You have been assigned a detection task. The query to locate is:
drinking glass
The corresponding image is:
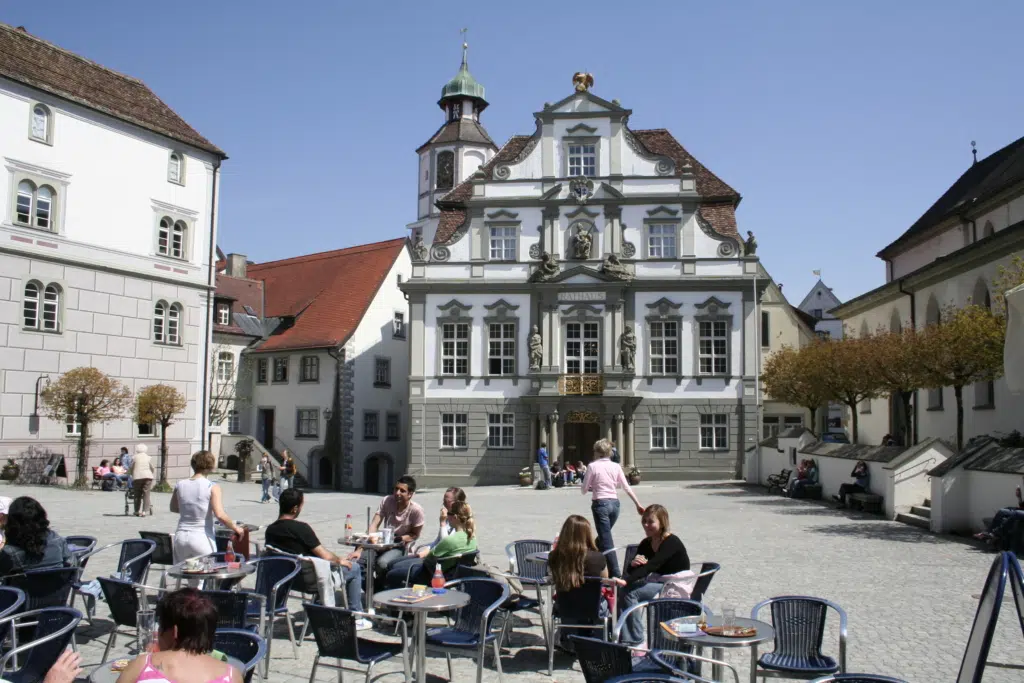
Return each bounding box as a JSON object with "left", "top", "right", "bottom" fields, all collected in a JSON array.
[
  {"left": 721, "top": 606, "right": 736, "bottom": 628},
  {"left": 136, "top": 610, "right": 156, "bottom": 652}
]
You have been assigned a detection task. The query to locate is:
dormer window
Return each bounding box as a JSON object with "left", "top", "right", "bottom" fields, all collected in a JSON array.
[
  {"left": 216, "top": 302, "right": 231, "bottom": 326},
  {"left": 568, "top": 143, "right": 596, "bottom": 177}
]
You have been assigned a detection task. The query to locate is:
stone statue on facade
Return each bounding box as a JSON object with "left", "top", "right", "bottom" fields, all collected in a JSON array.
[
  {"left": 528, "top": 325, "right": 543, "bottom": 370},
  {"left": 573, "top": 225, "right": 593, "bottom": 260},
  {"left": 530, "top": 252, "right": 560, "bottom": 282},
  {"left": 619, "top": 326, "right": 637, "bottom": 371},
  {"left": 601, "top": 253, "right": 632, "bottom": 280},
  {"left": 410, "top": 234, "right": 428, "bottom": 262},
  {"left": 743, "top": 230, "right": 758, "bottom": 256}
]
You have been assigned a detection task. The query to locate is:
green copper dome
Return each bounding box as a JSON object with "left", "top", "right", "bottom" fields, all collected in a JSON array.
[{"left": 440, "top": 46, "right": 487, "bottom": 104}]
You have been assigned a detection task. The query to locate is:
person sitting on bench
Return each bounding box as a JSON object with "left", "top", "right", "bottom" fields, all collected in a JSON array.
[
  {"left": 834, "top": 460, "right": 869, "bottom": 508},
  {"left": 974, "top": 484, "right": 1024, "bottom": 542},
  {"left": 789, "top": 460, "right": 819, "bottom": 499}
]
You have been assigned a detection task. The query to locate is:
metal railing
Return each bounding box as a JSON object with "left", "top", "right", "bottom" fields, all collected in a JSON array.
[{"left": 558, "top": 374, "right": 604, "bottom": 395}]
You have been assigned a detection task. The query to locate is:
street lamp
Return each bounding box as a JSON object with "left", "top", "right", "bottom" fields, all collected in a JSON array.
[{"left": 323, "top": 407, "right": 333, "bottom": 423}]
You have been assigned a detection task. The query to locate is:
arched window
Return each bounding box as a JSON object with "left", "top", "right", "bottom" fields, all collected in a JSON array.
[
  {"left": 14, "top": 181, "right": 56, "bottom": 230},
  {"left": 982, "top": 221, "right": 995, "bottom": 239},
  {"left": 436, "top": 151, "right": 455, "bottom": 190},
  {"left": 168, "top": 152, "right": 183, "bottom": 184},
  {"left": 42, "top": 284, "right": 60, "bottom": 331},
  {"left": 889, "top": 309, "right": 902, "bottom": 334},
  {"left": 157, "top": 217, "right": 187, "bottom": 259},
  {"left": 23, "top": 282, "right": 39, "bottom": 328},
  {"left": 23, "top": 281, "right": 61, "bottom": 331},
  {"left": 153, "top": 302, "right": 166, "bottom": 342},
  {"left": 35, "top": 186, "right": 52, "bottom": 230},
  {"left": 153, "top": 301, "right": 183, "bottom": 345},
  {"left": 16, "top": 181, "right": 33, "bottom": 224},
  {"left": 167, "top": 304, "right": 181, "bottom": 344},
  {"left": 30, "top": 104, "right": 51, "bottom": 143},
  {"left": 217, "top": 352, "right": 234, "bottom": 382}
]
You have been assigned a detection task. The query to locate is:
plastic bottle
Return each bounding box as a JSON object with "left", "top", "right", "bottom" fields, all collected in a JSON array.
[
  {"left": 225, "top": 540, "right": 235, "bottom": 564},
  {"left": 344, "top": 514, "right": 353, "bottom": 541},
  {"left": 430, "top": 565, "right": 446, "bottom": 591}
]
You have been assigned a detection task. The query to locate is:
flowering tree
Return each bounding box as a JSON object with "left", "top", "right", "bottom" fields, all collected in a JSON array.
[
  {"left": 761, "top": 344, "right": 831, "bottom": 433},
  {"left": 867, "top": 327, "right": 928, "bottom": 446},
  {"left": 40, "top": 367, "right": 133, "bottom": 488},
  {"left": 916, "top": 304, "right": 1005, "bottom": 451},
  {"left": 815, "top": 336, "right": 884, "bottom": 444},
  {"left": 136, "top": 384, "right": 188, "bottom": 487}
]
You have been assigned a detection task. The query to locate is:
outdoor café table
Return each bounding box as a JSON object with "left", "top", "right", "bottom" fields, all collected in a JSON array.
[
  {"left": 373, "top": 587, "right": 469, "bottom": 683},
  {"left": 166, "top": 560, "right": 256, "bottom": 588},
  {"left": 337, "top": 537, "right": 403, "bottom": 614},
  {"left": 656, "top": 615, "right": 774, "bottom": 683},
  {"left": 88, "top": 654, "right": 245, "bottom": 682}
]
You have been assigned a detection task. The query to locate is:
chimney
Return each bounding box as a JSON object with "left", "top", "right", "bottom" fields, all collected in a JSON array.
[{"left": 226, "top": 253, "right": 247, "bottom": 278}]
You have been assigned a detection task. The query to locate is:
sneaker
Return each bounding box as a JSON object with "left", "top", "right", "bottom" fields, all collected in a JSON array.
[{"left": 356, "top": 618, "right": 373, "bottom": 631}]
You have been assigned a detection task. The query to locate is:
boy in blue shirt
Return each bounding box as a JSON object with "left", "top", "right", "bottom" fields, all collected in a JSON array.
[{"left": 537, "top": 443, "right": 551, "bottom": 488}]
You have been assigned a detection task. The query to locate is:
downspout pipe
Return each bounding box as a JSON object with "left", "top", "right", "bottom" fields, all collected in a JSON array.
[
  {"left": 327, "top": 347, "right": 344, "bottom": 490},
  {"left": 201, "top": 160, "right": 221, "bottom": 450},
  {"left": 898, "top": 279, "right": 918, "bottom": 444}
]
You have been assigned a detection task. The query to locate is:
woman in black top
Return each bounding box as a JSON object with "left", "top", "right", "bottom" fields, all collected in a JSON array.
[
  {"left": 547, "top": 515, "right": 608, "bottom": 647},
  {"left": 610, "top": 504, "right": 690, "bottom": 645}
]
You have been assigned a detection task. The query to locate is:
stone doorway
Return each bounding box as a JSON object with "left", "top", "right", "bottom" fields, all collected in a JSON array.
[{"left": 563, "top": 410, "right": 601, "bottom": 465}]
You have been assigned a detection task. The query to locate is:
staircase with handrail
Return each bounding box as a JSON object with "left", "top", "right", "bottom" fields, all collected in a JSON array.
[{"left": 218, "top": 434, "right": 309, "bottom": 487}]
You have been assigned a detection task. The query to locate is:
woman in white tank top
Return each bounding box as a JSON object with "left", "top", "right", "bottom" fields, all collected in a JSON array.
[{"left": 170, "top": 451, "right": 244, "bottom": 564}]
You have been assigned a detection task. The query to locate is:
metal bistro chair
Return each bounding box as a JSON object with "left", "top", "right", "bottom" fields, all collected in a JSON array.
[
  {"left": 425, "top": 577, "right": 509, "bottom": 683},
  {"left": 603, "top": 544, "right": 640, "bottom": 580},
  {"left": 0, "top": 607, "right": 82, "bottom": 683},
  {"left": 649, "top": 649, "right": 741, "bottom": 683},
  {"left": 201, "top": 589, "right": 264, "bottom": 633},
  {"left": 4, "top": 567, "right": 79, "bottom": 611},
  {"left": 751, "top": 596, "right": 848, "bottom": 680},
  {"left": 95, "top": 577, "right": 167, "bottom": 662},
  {"left": 242, "top": 556, "right": 300, "bottom": 675},
  {"left": 567, "top": 635, "right": 634, "bottom": 683},
  {"left": 809, "top": 677, "right": 908, "bottom": 683},
  {"left": 504, "top": 539, "right": 552, "bottom": 646},
  {"left": 139, "top": 531, "right": 175, "bottom": 588},
  {"left": 213, "top": 628, "right": 268, "bottom": 683},
  {"left": 72, "top": 538, "right": 156, "bottom": 620},
  {"left": 64, "top": 535, "right": 97, "bottom": 562},
  {"left": 549, "top": 577, "right": 613, "bottom": 676},
  {"left": 303, "top": 603, "right": 410, "bottom": 683},
  {"left": 262, "top": 544, "right": 346, "bottom": 646},
  {"left": 615, "top": 598, "right": 705, "bottom": 674},
  {"left": 392, "top": 549, "right": 481, "bottom": 633},
  {"left": 689, "top": 562, "right": 721, "bottom": 603},
  {"left": 0, "top": 586, "right": 26, "bottom": 640}
]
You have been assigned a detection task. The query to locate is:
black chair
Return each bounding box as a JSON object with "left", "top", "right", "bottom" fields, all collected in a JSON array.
[
  {"left": 213, "top": 628, "right": 267, "bottom": 683},
  {"left": 650, "top": 649, "right": 740, "bottom": 683},
  {"left": 751, "top": 596, "right": 848, "bottom": 680},
  {"left": 809, "top": 676, "right": 908, "bottom": 683},
  {"left": 64, "top": 535, "right": 97, "bottom": 562},
  {"left": 72, "top": 538, "right": 155, "bottom": 619},
  {"left": 96, "top": 576, "right": 156, "bottom": 662},
  {"left": 550, "top": 577, "right": 612, "bottom": 675},
  {"left": 0, "top": 607, "right": 82, "bottom": 683},
  {"left": 689, "top": 562, "right": 720, "bottom": 603},
  {"left": 0, "top": 586, "right": 26, "bottom": 649},
  {"left": 201, "top": 589, "right": 264, "bottom": 632},
  {"left": 4, "top": 567, "right": 79, "bottom": 610},
  {"left": 503, "top": 540, "right": 552, "bottom": 646},
  {"left": 569, "top": 635, "right": 634, "bottom": 683},
  {"left": 424, "top": 577, "right": 509, "bottom": 683},
  {"left": 615, "top": 598, "right": 704, "bottom": 674},
  {"left": 243, "top": 557, "right": 300, "bottom": 675},
  {"left": 139, "top": 531, "right": 174, "bottom": 588},
  {"left": 303, "top": 603, "right": 409, "bottom": 683}
]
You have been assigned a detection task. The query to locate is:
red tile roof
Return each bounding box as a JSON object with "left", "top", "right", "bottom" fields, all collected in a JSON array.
[
  {"left": 0, "top": 23, "right": 225, "bottom": 157},
  {"left": 246, "top": 239, "right": 406, "bottom": 352},
  {"left": 214, "top": 273, "right": 264, "bottom": 336}
]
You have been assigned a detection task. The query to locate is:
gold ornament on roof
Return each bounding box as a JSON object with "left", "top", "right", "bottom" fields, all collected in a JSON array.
[{"left": 573, "top": 72, "right": 594, "bottom": 92}]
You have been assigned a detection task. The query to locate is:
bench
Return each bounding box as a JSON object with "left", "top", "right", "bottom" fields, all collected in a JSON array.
[
  {"left": 787, "top": 482, "right": 822, "bottom": 500},
  {"left": 848, "top": 492, "right": 883, "bottom": 513},
  {"left": 766, "top": 468, "right": 792, "bottom": 494}
]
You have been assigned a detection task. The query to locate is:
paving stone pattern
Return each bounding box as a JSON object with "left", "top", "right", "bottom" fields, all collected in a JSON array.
[{"left": 10, "top": 479, "right": 1021, "bottom": 682}]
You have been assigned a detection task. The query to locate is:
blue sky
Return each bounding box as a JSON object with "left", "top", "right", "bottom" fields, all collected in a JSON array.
[{"left": 6, "top": 1, "right": 1024, "bottom": 303}]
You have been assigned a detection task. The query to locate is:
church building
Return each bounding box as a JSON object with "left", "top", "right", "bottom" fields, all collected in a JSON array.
[{"left": 402, "top": 48, "right": 767, "bottom": 485}]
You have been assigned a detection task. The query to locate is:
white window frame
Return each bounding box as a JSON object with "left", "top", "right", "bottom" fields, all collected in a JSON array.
[
  {"left": 648, "top": 320, "right": 679, "bottom": 375},
  {"left": 168, "top": 151, "right": 185, "bottom": 185},
  {"left": 487, "top": 322, "right": 516, "bottom": 376},
  {"left": 227, "top": 410, "right": 240, "bottom": 434},
  {"left": 393, "top": 312, "right": 406, "bottom": 339},
  {"left": 386, "top": 413, "right": 400, "bottom": 441},
  {"left": 487, "top": 413, "right": 515, "bottom": 449},
  {"left": 698, "top": 320, "right": 729, "bottom": 375},
  {"left": 157, "top": 217, "right": 188, "bottom": 260},
  {"left": 374, "top": 357, "right": 391, "bottom": 387},
  {"left": 216, "top": 352, "right": 234, "bottom": 383},
  {"left": 23, "top": 281, "right": 61, "bottom": 333},
  {"left": 440, "top": 322, "right": 470, "bottom": 376},
  {"left": 14, "top": 180, "right": 56, "bottom": 231},
  {"left": 489, "top": 225, "right": 517, "bottom": 261},
  {"left": 700, "top": 414, "right": 729, "bottom": 450},
  {"left": 296, "top": 408, "right": 319, "bottom": 438},
  {"left": 647, "top": 223, "right": 677, "bottom": 258},
  {"left": 363, "top": 411, "right": 379, "bottom": 440},
  {"left": 137, "top": 422, "right": 158, "bottom": 438},
  {"left": 65, "top": 411, "right": 81, "bottom": 438},
  {"left": 216, "top": 303, "right": 231, "bottom": 326},
  {"left": 763, "top": 416, "right": 780, "bottom": 439},
  {"left": 565, "top": 321, "right": 599, "bottom": 374},
  {"left": 441, "top": 413, "right": 468, "bottom": 449},
  {"left": 29, "top": 103, "right": 53, "bottom": 144},
  {"left": 272, "top": 357, "right": 288, "bottom": 383},
  {"left": 651, "top": 415, "right": 679, "bottom": 450},
  {"left": 567, "top": 142, "right": 596, "bottom": 177},
  {"left": 153, "top": 301, "right": 183, "bottom": 346},
  {"left": 256, "top": 358, "right": 268, "bottom": 384},
  {"left": 300, "top": 355, "right": 319, "bottom": 383}
]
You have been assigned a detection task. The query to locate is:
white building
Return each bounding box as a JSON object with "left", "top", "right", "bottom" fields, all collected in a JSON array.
[
  {"left": 219, "top": 240, "right": 411, "bottom": 492},
  {"left": 796, "top": 279, "right": 846, "bottom": 434},
  {"left": 402, "top": 58, "right": 767, "bottom": 486},
  {"left": 759, "top": 273, "right": 816, "bottom": 438},
  {"left": 833, "top": 134, "right": 1024, "bottom": 447},
  {"left": 0, "top": 23, "right": 226, "bottom": 479}
]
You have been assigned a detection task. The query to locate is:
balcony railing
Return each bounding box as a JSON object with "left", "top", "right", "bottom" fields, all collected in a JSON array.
[{"left": 558, "top": 374, "right": 604, "bottom": 396}]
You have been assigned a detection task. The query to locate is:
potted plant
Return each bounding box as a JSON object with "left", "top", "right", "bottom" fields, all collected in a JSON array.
[
  {"left": 235, "top": 439, "right": 255, "bottom": 483},
  {"left": 518, "top": 466, "right": 533, "bottom": 487},
  {"left": 627, "top": 465, "right": 641, "bottom": 486},
  {"left": 1, "top": 458, "right": 19, "bottom": 482}
]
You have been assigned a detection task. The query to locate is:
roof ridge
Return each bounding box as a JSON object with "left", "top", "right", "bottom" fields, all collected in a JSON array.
[
  {"left": 0, "top": 23, "right": 144, "bottom": 85},
  {"left": 249, "top": 237, "right": 405, "bottom": 270}
]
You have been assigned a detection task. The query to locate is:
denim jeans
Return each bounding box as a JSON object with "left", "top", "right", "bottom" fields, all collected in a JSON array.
[
  {"left": 619, "top": 580, "right": 663, "bottom": 644},
  {"left": 341, "top": 561, "right": 364, "bottom": 612},
  {"left": 540, "top": 462, "right": 551, "bottom": 487},
  {"left": 591, "top": 499, "right": 621, "bottom": 577},
  {"left": 261, "top": 479, "right": 272, "bottom": 502},
  {"left": 385, "top": 556, "right": 424, "bottom": 589},
  {"left": 280, "top": 475, "right": 294, "bottom": 492}
]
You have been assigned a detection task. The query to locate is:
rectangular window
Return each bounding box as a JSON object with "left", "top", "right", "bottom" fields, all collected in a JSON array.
[
  {"left": 698, "top": 320, "right": 729, "bottom": 375},
  {"left": 700, "top": 414, "right": 729, "bottom": 450},
  {"left": 393, "top": 312, "right": 405, "bottom": 339},
  {"left": 256, "top": 358, "right": 268, "bottom": 384},
  {"left": 386, "top": 413, "right": 400, "bottom": 441},
  {"left": 648, "top": 224, "right": 677, "bottom": 258},
  {"left": 812, "top": 309, "right": 823, "bottom": 319},
  {"left": 374, "top": 358, "right": 391, "bottom": 387},
  {"left": 273, "top": 358, "right": 288, "bottom": 383},
  {"left": 815, "top": 330, "right": 831, "bottom": 340},
  {"left": 65, "top": 412, "right": 81, "bottom": 437},
  {"left": 227, "top": 410, "right": 240, "bottom": 434},
  {"left": 16, "top": 187, "right": 31, "bottom": 224},
  {"left": 441, "top": 413, "right": 468, "bottom": 448},
  {"left": 363, "top": 411, "right": 379, "bottom": 440},
  {"left": 761, "top": 311, "right": 770, "bottom": 347},
  {"left": 651, "top": 415, "right": 679, "bottom": 450},
  {"left": 568, "top": 143, "right": 596, "bottom": 177},
  {"left": 649, "top": 321, "right": 678, "bottom": 375},
  {"left": 167, "top": 306, "right": 180, "bottom": 345},
  {"left": 489, "top": 226, "right": 517, "bottom": 261},
  {"left": 487, "top": 413, "right": 515, "bottom": 448},
  {"left": 216, "top": 303, "right": 231, "bottom": 325},
  {"left": 216, "top": 353, "right": 234, "bottom": 382},
  {"left": 488, "top": 323, "right": 516, "bottom": 376},
  {"left": 296, "top": 408, "right": 318, "bottom": 438},
  {"left": 565, "top": 322, "right": 599, "bottom": 374},
  {"left": 137, "top": 422, "right": 157, "bottom": 437},
  {"left": 23, "top": 284, "right": 38, "bottom": 329},
  {"left": 441, "top": 323, "right": 469, "bottom": 375},
  {"left": 763, "top": 416, "right": 780, "bottom": 439},
  {"left": 300, "top": 356, "right": 319, "bottom": 382}
]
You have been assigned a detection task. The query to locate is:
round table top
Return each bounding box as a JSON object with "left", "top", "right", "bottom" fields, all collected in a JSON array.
[
  {"left": 166, "top": 561, "right": 256, "bottom": 581},
  {"left": 661, "top": 616, "right": 775, "bottom": 648},
  {"left": 373, "top": 587, "right": 470, "bottom": 613},
  {"left": 525, "top": 551, "right": 550, "bottom": 564},
  {"left": 88, "top": 654, "right": 245, "bottom": 682},
  {"left": 337, "top": 537, "right": 403, "bottom": 550}
]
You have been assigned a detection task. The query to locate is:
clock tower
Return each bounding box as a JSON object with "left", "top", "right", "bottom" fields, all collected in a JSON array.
[{"left": 414, "top": 38, "right": 497, "bottom": 223}]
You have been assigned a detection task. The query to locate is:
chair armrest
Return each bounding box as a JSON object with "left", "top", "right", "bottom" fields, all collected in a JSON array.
[
  {"left": 345, "top": 609, "right": 409, "bottom": 642},
  {"left": 0, "top": 610, "right": 79, "bottom": 670},
  {"left": 613, "top": 601, "right": 648, "bottom": 642},
  {"left": 653, "top": 650, "right": 739, "bottom": 683}
]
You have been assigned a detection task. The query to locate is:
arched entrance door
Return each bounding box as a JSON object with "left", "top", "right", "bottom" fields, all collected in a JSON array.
[{"left": 364, "top": 453, "right": 394, "bottom": 493}]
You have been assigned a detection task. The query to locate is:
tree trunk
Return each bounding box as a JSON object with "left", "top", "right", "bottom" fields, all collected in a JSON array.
[
  {"left": 159, "top": 420, "right": 169, "bottom": 485},
  {"left": 808, "top": 407, "right": 818, "bottom": 436},
  {"left": 846, "top": 401, "right": 859, "bottom": 443},
  {"left": 900, "top": 391, "right": 914, "bottom": 446},
  {"left": 75, "top": 421, "right": 89, "bottom": 488},
  {"left": 954, "top": 385, "right": 964, "bottom": 452}
]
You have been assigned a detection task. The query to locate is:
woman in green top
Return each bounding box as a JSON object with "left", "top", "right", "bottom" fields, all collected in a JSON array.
[{"left": 385, "top": 500, "right": 477, "bottom": 588}]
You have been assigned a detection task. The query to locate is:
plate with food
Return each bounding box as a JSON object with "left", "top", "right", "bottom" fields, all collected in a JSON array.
[
  {"left": 110, "top": 658, "right": 131, "bottom": 672},
  {"left": 703, "top": 625, "right": 757, "bottom": 638}
]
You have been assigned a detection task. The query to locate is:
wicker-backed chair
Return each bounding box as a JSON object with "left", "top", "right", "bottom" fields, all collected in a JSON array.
[
  {"left": 72, "top": 538, "right": 155, "bottom": 620},
  {"left": 809, "top": 676, "right": 908, "bottom": 683},
  {"left": 242, "top": 557, "right": 299, "bottom": 675},
  {"left": 751, "top": 596, "right": 847, "bottom": 679},
  {"left": 615, "top": 598, "right": 705, "bottom": 674},
  {"left": 503, "top": 539, "right": 552, "bottom": 646},
  {"left": 0, "top": 607, "right": 82, "bottom": 683},
  {"left": 213, "top": 628, "right": 267, "bottom": 683},
  {"left": 424, "top": 577, "right": 509, "bottom": 683},
  {"left": 4, "top": 567, "right": 79, "bottom": 610},
  {"left": 689, "top": 562, "right": 720, "bottom": 603},
  {"left": 303, "top": 603, "right": 409, "bottom": 683},
  {"left": 96, "top": 576, "right": 159, "bottom": 662},
  {"left": 550, "top": 577, "right": 613, "bottom": 675},
  {"left": 139, "top": 531, "right": 175, "bottom": 588},
  {"left": 568, "top": 635, "right": 634, "bottom": 683},
  {"left": 0, "top": 586, "right": 26, "bottom": 643},
  {"left": 201, "top": 589, "right": 264, "bottom": 632},
  {"left": 650, "top": 649, "right": 740, "bottom": 683},
  {"left": 64, "top": 535, "right": 97, "bottom": 562}
]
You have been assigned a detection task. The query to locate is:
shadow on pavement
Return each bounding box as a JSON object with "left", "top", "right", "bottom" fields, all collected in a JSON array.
[{"left": 807, "top": 522, "right": 946, "bottom": 544}]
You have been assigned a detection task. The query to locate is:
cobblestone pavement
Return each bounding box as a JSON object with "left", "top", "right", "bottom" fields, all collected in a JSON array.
[{"left": 8, "top": 478, "right": 1021, "bottom": 682}]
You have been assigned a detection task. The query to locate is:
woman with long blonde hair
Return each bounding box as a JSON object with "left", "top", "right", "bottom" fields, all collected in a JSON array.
[{"left": 385, "top": 499, "right": 478, "bottom": 587}]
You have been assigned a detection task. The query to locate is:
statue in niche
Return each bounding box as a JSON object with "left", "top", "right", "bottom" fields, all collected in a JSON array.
[
  {"left": 528, "top": 325, "right": 544, "bottom": 370},
  {"left": 572, "top": 225, "right": 593, "bottom": 260},
  {"left": 619, "top": 326, "right": 637, "bottom": 371},
  {"left": 410, "top": 234, "right": 428, "bottom": 262},
  {"left": 743, "top": 230, "right": 758, "bottom": 256},
  {"left": 601, "top": 253, "right": 632, "bottom": 280},
  {"left": 530, "top": 252, "right": 560, "bottom": 282}
]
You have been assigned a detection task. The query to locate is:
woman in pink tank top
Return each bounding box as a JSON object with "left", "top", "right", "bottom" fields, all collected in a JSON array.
[{"left": 116, "top": 589, "right": 241, "bottom": 683}]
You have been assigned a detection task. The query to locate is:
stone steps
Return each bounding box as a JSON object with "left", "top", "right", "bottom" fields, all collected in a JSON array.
[
  {"left": 911, "top": 505, "right": 932, "bottom": 519},
  {"left": 896, "top": 511, "right": 931, "bottom": 530}
]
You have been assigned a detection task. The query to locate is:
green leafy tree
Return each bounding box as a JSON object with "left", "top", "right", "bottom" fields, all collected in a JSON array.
[
  {"left": 761, "top": 344, "right": 831, "bottom": 434},
  {"left": 136, "top": 384, "right": 188, "bottom": 487},
  {"left": 868, "top": 327, "right": 928, "bottom": 446},
  {"left": 40, "top": 367, "right": 133, "bottom": 488},
  {"left": 993, "top": 255, "right": 1024, "bottom": 315},
  {"left": 815, "top": 336, "right": 884, "bottom": 444},
  {"left": 916, "top": 304, "right": 1006, "bottom": 451}
]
